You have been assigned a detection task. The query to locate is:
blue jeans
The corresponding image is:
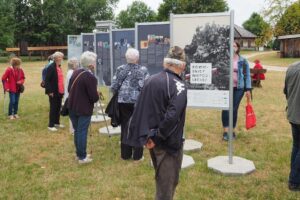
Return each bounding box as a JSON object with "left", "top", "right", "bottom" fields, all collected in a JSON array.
[
  {"left": 9, "top": 92, "right": 20, "bottom": 116},
  {"left": 289, "top": 123, "right": 300, "bottom": 185},
  {"left": 222, "top": 88, "right": 245, "bottom": 128},
  {"left": 69, "top": 110, "right": 91, "bottom": 160}
]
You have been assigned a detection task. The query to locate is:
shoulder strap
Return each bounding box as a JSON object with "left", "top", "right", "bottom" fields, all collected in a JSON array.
[
  {"left": 69, "top": 71, "right": 87, "bottom": 93},
  {"left": 166, "top": 72, "right": 171, "bottom": 99}
]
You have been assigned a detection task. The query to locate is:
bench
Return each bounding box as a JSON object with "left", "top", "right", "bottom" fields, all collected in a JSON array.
[
  {"left": 27, "top": 46, "right": 67, "bottom": 60},
  {"left": 5, "top": 47, "right": 20, "bottom": 57},
  {"left": 250, "top": 68, "right": 267, "bottom": 88}
]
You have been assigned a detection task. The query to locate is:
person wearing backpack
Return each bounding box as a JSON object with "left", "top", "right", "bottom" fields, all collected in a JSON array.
[
  {"left": 45, "top": 51, "right": 65, "bottom": 132},
  {"left": 1, "top": 57, "right": 25, "bottom": 120},
  {"left": 40, "top": 55, "right": 53, "bottom": 88}
]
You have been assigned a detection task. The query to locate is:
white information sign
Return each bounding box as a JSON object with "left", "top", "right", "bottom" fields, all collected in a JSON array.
[{"left": 190, "top": 63, "right": 212, "bottom": 84}]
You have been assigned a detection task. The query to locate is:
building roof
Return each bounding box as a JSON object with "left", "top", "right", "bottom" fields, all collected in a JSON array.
[
  {"left": 234, "top": 25, "right": 257, "bottom": 39},
  {"left": 278, "top": 34, "right": 300, "bottom": 40}
]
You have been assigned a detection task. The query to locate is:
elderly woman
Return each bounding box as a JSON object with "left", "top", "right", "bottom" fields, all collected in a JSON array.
[
  {"left": 111, "top": 48, "right": 149, "bottom": 161},
  {"left": 45, "top": 51, "right": 65, "bottom": 131},
  {"left": 68, "top": 51, "right": 99, "bottom": 164},
  {"left": 63, "top": 57, "right": 79, "bottom": 135}
]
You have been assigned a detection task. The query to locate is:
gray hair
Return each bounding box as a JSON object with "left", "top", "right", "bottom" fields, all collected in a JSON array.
[
  {"left": 53, "top": 51, "right": 64, "bottom": 59},
  {"left": 125, "top": 48, "right": 139, "bottom": 64},
  {"left": 68, "top": 57, "right": 79, "bottom": 70},
  {"left": 80, "top": 51, "right": 97, "bottom": 68},
  {"left": 163, "top": 58, "right": 185, "bottom": 67}
]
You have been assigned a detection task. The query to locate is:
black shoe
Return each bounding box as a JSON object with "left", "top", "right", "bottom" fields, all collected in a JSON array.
[
  {"left": 223, "top": 132, "right": 228, "bottom": 141},
  {"left": 233, "top": 132, "right": 236, "bottom": 139},
  {"left": 289, "top": 183, "right": 300, "bottom": 191}
]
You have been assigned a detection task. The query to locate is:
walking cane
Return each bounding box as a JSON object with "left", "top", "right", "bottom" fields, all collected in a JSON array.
[{"left": 98, "top": 92, "right": 116, "bottom": 156}]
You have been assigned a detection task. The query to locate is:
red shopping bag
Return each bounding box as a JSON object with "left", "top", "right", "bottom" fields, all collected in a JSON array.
[{"left": 245, "top": 100, "right": 256, "bottom": 130}]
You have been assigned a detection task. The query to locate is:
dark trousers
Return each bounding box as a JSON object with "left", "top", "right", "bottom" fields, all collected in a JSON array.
[
  {"left": 222, "top": 88, "right": 245, "bottom": 128},
  {"left": 8, "top": 92, "right": 20, "bottom": 115},
  {"left": 48, "top": 94, "right": 62, "bottom": 127},
  {"left": 150, "top": 146, "right": 183, "bottom": 200},
  {"left": 289, "top": 123, "right": 300, "bottom": 185},
  {"left": 69, "top": 110, "right": 91, "bottom": 160},
  {"left": 119, "top": 103, "right": 143, "bottom": 160}
]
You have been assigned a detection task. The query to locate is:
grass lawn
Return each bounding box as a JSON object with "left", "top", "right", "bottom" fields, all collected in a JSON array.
[
  {"left": 0, "top": 61, "right": 300, "bottom": 199},
  {"left": 248, "top": 51, "right": 300, "bottom": 67}
]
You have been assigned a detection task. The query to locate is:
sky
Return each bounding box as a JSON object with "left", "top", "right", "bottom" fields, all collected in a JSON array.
[{"left": 114, "top": 0, "right": 265, "bottom": 26}]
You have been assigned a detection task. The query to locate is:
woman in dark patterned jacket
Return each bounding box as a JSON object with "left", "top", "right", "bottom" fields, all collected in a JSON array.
[{"left": 111, "top": 48, "right": 149, "bottom": 161}]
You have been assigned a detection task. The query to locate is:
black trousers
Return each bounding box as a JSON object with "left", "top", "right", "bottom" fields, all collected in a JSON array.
[
  {"left": 150, "top": 147, "right": 183, "bottom": 200},
  {"left": 119, "top": 103, "right": 143, "bottom": 160},
  {"left": 48, "top": 94, "right": 62, "bottom": 127}
]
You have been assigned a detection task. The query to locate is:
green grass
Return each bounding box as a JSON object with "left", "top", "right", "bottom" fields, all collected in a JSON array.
[
  {"left": 0, "top": 61, "right": 300, "bottom": 199},
  {"left": 248, "top": 51, "right": 300, "bottom": 67}
]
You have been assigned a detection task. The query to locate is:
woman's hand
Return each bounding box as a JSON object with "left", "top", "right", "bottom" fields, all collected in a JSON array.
[{"left": 245, "top": 91, "right": 251, "bottom": 101}]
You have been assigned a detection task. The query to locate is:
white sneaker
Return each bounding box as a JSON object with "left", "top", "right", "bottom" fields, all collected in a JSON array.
[
  {"left": 78, "top": 157, "right": 93, "bottom": 164},
  {"left": 9, "top": 115, "right": 15, "bottom": 120},
  {"left": 14, "top": 114, "right": 20, "bottom": 119},
  {"left": 134, "top": 156, "right": 144, "bottom": 162},
  {"left": 75, "top": 154, "right": 91, "bottom": 161},
  {"left": 48, "top": 127, "right": 58, "bottom": 132},
  {"left": 54, "top": 124, "right": 65, "bottom": 128}
]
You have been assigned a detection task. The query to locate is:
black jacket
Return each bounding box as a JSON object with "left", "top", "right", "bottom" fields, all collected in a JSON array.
[
  {"left": 45, "top": 62, "right": 60, "bottom": 95},
  {"left": 68, "top": 69, "right": 99, "bottom": 116},
  {"left": 126, "top": 69, "right": 187, "bottom": 154}
]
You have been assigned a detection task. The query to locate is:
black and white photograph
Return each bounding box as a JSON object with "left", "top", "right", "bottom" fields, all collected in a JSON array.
[{"left": 67, "top": 35, "right": 82, "bottom": 61}]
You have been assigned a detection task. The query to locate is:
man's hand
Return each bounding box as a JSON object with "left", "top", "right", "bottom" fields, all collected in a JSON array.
[
  {"left": 145, "top": 138, "right": 155, "bottom": 149},
  {"left": 48, "top": 93, "right": 54, "bottom": 97}
]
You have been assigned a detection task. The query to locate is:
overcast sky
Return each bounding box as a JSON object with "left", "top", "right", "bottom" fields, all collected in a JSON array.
[{"left": 115, "top": 0, "right": 265, "bottom": 26}]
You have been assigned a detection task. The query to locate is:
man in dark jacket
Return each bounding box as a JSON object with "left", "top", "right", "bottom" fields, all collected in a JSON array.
[
  {"left": 127, "top": 46, "right": 187, "bottom": 200},
  {"left": 284, "top": 61, "right": 300, "bottom": 191},
  {"left": 68, "top": 51, "right": 99, "bottom": 164},
  {"left": 45, "top": 51, "right": 64, "bottom": 131}
]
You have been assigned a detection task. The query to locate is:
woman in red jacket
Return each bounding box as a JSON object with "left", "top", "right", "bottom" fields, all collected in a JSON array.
[
  {"left": 252, "top": 59, "right": 266, "bottom": 81},
  {"left": 2, "top": 57, "right": 25, "bottom": 120}
]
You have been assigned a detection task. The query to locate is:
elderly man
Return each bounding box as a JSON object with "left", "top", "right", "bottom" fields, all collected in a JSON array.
[
  {"left": 45, "top": 51, "right": 65, "bottom": 131},
  {"left": 68, "top": 51, "right": 99, "bottom": 164},
  {"left": 111, "top": 48, "right": 149, "bottom": 161},
  {"left": 127, "top": 46, "right": 187, "bottom": 200},
  {"left": 284, "top": 61, "right": 300, "bottom": 191}
]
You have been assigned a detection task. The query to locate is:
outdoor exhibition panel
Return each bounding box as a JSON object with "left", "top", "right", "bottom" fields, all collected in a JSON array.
[
  {"left": 171, "top": 13, "right": 232, "bottom": 109},
  {"left": 67, "top": 35, "right": 82, "bottom": 61},
  {"left": 95, "top": 32, "right": 111, "bottom": 86},
  {"left": 135, "top": 22, "right": 170, "bottom": 75},
  {"left": 111, "top": 29, "right": 135, "bottom": 75},
  {"left": 81, "top": 33, "right": 95, "bottom": 53}
]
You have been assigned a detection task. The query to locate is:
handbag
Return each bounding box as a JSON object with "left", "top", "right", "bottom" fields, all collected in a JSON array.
[
  {"left": 17, "top": 68, "right": 24, "bottom": 93},
  {"left": 245, "top": 99, "right": 256, "bottom": 130},
  {"left": 105, "top": 70, "right": 129, "bottom": 127},
  {"left": 60, "top": 70, "right": 87, "bottom": 116}
]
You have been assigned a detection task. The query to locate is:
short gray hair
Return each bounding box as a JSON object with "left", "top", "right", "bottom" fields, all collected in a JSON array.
[
  {"left": 125, "top": 48, "right": 139, "bottom": 63},
  {"left": 53, "top": 51, "right": 64, "bottom": 59},
  {"left": 68, "top": 57, "right": 79, "bottom": 70},
  {"left": 80, "top": 51, "right": 97, "bottom": 68}
]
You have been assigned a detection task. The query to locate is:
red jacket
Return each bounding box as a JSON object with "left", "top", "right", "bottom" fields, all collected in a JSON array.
[
  {"left": 2, "top": 66, "right": 25, "bottom": 93},
  {"left": 252, "top": 63, "right": 265, "bottom": 80}
]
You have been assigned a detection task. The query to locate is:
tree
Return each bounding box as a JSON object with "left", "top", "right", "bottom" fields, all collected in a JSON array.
[
  {"left": 116, "top": 1, "right": 157, "bottom": 28},
  {"left": 157, "top": 0, "right": 228, "bottom": 21},
  {"left": 243, "top": 12, "right": 272, "bottom": 47},
  {"left": 274, "top": 1, "right": 300, "bottom": 36},
  {"left": 0, "top": 0, "right": 15, "bottom": 50},
  {"left": 262, "top": 0, "right": 297, "bottom": 26}
]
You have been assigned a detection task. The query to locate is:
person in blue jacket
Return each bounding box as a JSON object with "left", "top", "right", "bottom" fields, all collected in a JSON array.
[{"left": 222, "top": 41, "right": 252, "bottom": 141}]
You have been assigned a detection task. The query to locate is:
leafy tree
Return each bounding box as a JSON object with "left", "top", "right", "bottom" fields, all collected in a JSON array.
[
  {"left": 157, "top": 0, "right": 228, "bottom": 21},
  {"left": 116, "top": 1, "right": 157, "bottom": 28},
  {"left": 0, "top": 0, "right": 15, "bottom": 49},
  {"left": 274, "top": 1, "right": 300, "bottom": 36},
  {"left": 243, "top": 12, "right": 272, "bottom": 46}
]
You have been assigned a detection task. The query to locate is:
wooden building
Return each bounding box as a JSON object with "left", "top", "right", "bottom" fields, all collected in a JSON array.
[
  {"left": 278, "top": 34, "right": 300, "bottom": 58},
  {"left": 234, "top": 25, "right": 257, "bottom": 50}
]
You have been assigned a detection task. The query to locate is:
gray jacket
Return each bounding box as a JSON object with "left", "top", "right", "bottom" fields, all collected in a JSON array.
[{"left": 284, "top": 61, "right": 300, "bottom": 124}]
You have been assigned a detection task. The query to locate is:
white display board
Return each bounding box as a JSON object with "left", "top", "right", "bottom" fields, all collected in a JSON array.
[
  {"left": 171, "top": 13, "right": 232, "bottom": 109},
  {"left": 67, "top": 35, "right": 82, "bottom": 61}
]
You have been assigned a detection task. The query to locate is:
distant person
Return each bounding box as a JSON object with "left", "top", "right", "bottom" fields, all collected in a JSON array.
[
  {"left": 68, "top": 51, "right": 99, "bottom": 164},
  {"left": 127, "top": 46, "right": 187, "bottom": 200},
  {"left": 2, "top": 57, "right": 25, "bottom": 120},
  {"left": 63, "top": 57, "right": 79, "bottom": 135},
  {"left": 252, "top": 59, "right": 265, "bottom": 84},
  {"left": 45, "top": 51, "right": 65, "bottom": 132},
  {"left": 221, "top": 41, "right": 252, "bottom": 141},
  {"left": 111, "top": 48, "right": 149, "bottom": 161},
  {"left": 284, "top": 61, "right": 300, "bottom": 191},
  {"left": 40, "top": 54, "right": 54, "bottom": 88}
]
